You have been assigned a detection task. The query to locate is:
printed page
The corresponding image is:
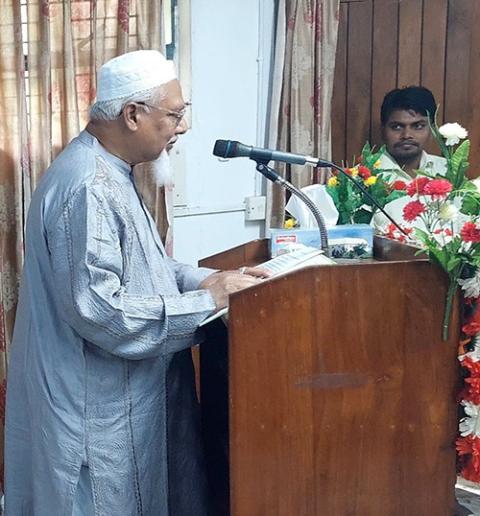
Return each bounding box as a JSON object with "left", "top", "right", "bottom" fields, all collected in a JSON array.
[{"left": 199, "top": 247, "right": 334, "bottom": 327}]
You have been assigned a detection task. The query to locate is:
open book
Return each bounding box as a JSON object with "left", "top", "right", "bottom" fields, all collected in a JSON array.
[{"left": 199, "top": 246, "right": 334, "bottom": 327}]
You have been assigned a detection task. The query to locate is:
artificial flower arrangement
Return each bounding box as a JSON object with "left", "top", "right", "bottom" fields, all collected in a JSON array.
[
  {"left": 383, "top": 122, "right": 471, "bottom": 341},
  {"left": 325, "top": 143, "right": 407, "bottom": 224},
  {"left": 376, "top": 120, "right": 480, "bottom": 483}
]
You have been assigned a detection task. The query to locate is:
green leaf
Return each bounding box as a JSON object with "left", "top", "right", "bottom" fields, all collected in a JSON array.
[
  {"left": 360, "top": 142, "right": 371, "bottom": 159},
  {"left": 353, "top": 208, "right": 373, "bottom": 224},
  {"left": 428, "top": 113, "right": 453, "bottom": 163},
  {"left": 326, "top": 185, "right": 338, "bottom": 202},
  {"left": 428, "top": 247, "right": 448, "bottom": 270},
  {"left": 462, "top": 181, "right": 477, "bottom": 192},
  {"left": 338, "top": 210, "right": 353, "bottom": 224},
  {"left": 446, "top": 255, "right": 462, "bottom": 272},
  {"left": 427, "top": 252, "right": 444, "bottom": 270},
  {"left": 414, "top": 227, "right": 431, "bottom": 244},
  {"left": 371, "top": 145, "right": 386, "bottom": 163},
  {"left": 384, "top": 190, "right": 407, "bottom": 204},
  {"left": 361, "top": 143, "right": 385, "bottom": 169},
  {"left": 460, "top": 192, "right": 480, "bottom": 216},
  {"left": 451, "top": 140, "right": 470, "bottom": 174}
]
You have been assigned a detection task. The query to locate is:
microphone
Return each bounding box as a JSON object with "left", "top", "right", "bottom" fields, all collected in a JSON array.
[
  {"left": 213, "top": 139, "right": 407, "bottom": 236},
  {"left": 213, "top": 139, "right": 330, "bottom": 253},
  {"left": 213, "top": 140, "right": 325, "bottom": 167}
]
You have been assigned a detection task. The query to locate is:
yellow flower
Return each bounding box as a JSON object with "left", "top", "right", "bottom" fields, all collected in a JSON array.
[
  {"left": 364, "top": 176, "right": 377, "bottom": 187},
  {"left": 373, "top": 160, "right": 381, "bottom": 169},
  {"left": 327, "top": 176, "right": 339, "bottom": 187},
  {"left": 284, "top": 218, "right": 296, "bottom": 229},
  {"left": 350, "top": 166, "right": 359, "bottom": 177}
]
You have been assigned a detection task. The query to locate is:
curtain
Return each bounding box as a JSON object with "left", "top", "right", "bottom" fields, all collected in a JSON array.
[
  {"left": 0, "top": 0, "right": 27, "bottom": 486},
  {"left": 26, "top": 0, "right": 167, "bottom": 229},
  {"left": 266, "top": 0, "right": 340, "bottom": 229},
  {"left": 0, "top": 0, "right": 165, "bottom": 488}
]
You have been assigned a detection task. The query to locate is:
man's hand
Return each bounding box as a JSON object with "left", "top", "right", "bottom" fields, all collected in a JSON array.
[{"left": 199, "top": 267, "right": 272, "bottom": 310}]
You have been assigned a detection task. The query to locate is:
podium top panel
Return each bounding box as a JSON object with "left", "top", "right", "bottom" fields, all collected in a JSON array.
[
  {"left": 199, "top": 236, "right": 425, "bottom": 270},
  {"left": 373, "top": 235, "right": 425, "bottom": 262}
]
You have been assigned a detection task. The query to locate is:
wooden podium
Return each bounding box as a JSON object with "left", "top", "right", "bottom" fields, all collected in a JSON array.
[{"left": 198, "top": 237, "right": 460, "bottom": 516}]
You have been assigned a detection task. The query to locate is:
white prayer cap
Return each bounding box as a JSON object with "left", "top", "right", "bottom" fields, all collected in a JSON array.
[{"left": 96, "top": 50, "right": 177, "bottom": 102}]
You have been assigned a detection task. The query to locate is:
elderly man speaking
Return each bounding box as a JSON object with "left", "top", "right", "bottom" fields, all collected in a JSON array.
[{"left": 4, "top": 50, "right": 265, "bottom": 516}]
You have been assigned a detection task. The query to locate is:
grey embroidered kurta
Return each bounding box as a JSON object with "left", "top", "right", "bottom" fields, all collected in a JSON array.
[{"left": 5, "top": 130, "right": 216, "bottom": 516}]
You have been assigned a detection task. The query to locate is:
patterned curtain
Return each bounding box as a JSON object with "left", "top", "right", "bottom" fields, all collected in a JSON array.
[
  {"left": 266, "top": 0, "right": 340, "bottom": 229},
  {"left": 0, "top": 0, "right": 165, "bottom": 488},
  {"left": 0, "top": 0, "right": 27, "bottom": 487}
]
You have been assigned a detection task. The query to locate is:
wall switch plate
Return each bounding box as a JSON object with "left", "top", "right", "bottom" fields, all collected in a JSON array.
[{"left": 244, "top": 195, "right": 266, "bottom": 221}]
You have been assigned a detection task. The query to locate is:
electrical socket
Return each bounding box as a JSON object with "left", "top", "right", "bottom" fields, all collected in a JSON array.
[{"left": 244, "top": 195, "right": 266, "bottom": 221}]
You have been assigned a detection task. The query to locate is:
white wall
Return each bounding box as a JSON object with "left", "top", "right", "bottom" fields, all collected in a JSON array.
[{"left": 172, "top": 0, "right": 276, "bottom": 265}]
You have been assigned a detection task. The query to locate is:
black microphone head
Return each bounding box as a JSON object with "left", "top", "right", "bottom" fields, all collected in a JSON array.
[{"left": 213, "top": 140, "right": 239, "bottom": 158}]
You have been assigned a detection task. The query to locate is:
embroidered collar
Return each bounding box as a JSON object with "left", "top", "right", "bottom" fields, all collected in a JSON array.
[{"left": 77, "top": 130, "right": 132, "bottom": 177}]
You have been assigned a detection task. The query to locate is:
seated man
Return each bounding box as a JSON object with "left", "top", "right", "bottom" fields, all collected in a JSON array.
[{"left": 374, "top": 86, "right": 447, "bottom": 229}]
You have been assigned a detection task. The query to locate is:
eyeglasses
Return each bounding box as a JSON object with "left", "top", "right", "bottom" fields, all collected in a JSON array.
[{"left": 136, "top": 101, "right": 191, "bottom": 127}]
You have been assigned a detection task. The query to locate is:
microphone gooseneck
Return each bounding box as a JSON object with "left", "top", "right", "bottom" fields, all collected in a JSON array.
[{"left": 255, "top": 162, "right": 330, "bottom": 255}]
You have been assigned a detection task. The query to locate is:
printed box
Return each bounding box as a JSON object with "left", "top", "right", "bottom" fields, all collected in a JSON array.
[{"left": 268, "top": 224, "right": 374, "bottom": 259}]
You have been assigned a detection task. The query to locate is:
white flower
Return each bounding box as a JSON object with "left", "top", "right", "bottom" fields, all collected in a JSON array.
[
  {"left": 439, "top": 202, "right": 458, "bottom": 221},
  {"left": 439, "top": 122, "right": 468, "bottom": 146},
  {"left": 458, "top": 270, "right": 480, "bottom": 298},
  {"left": 460, "top": 401, "right": 480, "bottom": 437}
]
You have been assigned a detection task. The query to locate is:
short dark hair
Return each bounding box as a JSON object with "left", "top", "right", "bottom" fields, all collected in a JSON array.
[{"left": 381, "top": 86, "right": 437, "bottom": 125}]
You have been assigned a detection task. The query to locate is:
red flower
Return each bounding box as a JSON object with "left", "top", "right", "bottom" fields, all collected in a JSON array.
[
  {"left": 457, "top": 435, "right": 475, "bottom": 456},
  {"left": 392, "top": 180, "right": 407, "bottom": 191},
  {"left": 463, "top": 321, "right": 480, "bottom": 337},
  {"left": 461, "top": 222, "right": 480, "bottom": 243},
  {"left": 460, "top": 356, "right": 480, "bottom": 403},
  {"left": 461, "top": 461, "right": 480, "bottom": 483},
  {"left": 384, "top": 223, "right": 412, "bottom": 242},
  {"left": 423, "top": 179, "right": 452, "bottom": 198},
  {"left": 403, "top": 200, "right": 426, "bottom": 222},
  {"left": 463, "top": 356, "right": 480, "bottom": 375},
  {"left": 357, "top": 165, "right": 371, "bottom": 179},
  {"left": 462, "top": 307, "right": 480, "bottom": 337},
  {"left": 464, "top": 377, "right": 480, "bottom": 404},
  {"left": 384, "top": 223, "right": 396, "bottom": 239},
  {"left": 433, "top": 228, "right": 452, "bottom": 236},
  {"left": 406, "top": 177, "right": 431, "bottom": 196},
  {"left": 457, "top": 436, "right": 480, "bottom": 482}
]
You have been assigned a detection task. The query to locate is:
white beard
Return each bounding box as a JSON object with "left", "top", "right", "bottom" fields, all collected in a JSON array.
[{"left": 152, "top": 150, "right": 173, "bottom": 186}]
